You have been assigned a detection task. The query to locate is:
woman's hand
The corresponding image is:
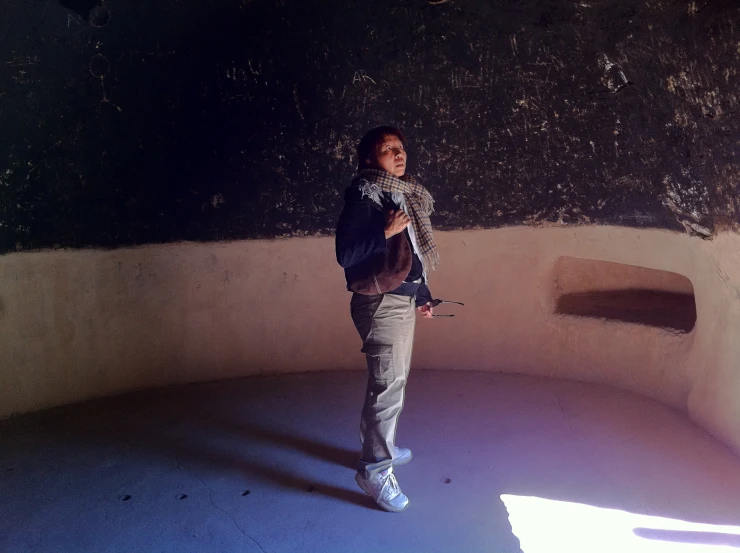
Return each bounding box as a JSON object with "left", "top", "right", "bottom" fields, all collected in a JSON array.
[
  {"left": 384, "top": 209, "right": 410, "bottom": 239},
  {"left": 417, "top": 303, "right": 434, "bottom": 318}
]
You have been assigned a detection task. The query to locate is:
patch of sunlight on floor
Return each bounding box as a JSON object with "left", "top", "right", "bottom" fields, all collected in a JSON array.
[{"left": 501, "top": 495, "right": 740, "bottom": 552}]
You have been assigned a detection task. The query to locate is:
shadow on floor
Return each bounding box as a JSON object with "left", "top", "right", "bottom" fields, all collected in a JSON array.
[{"left": 93, "top": 393, "right": 370, "bottom": 509}]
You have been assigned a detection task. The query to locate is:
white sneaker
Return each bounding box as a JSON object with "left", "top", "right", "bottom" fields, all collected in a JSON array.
[
  {"left": 392, "top": 446, "right": 413, "bottom": 466},
  {"left": 355, "top": 467, "right": 409, "bottom": 513}
]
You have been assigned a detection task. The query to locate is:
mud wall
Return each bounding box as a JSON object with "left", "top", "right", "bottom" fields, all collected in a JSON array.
[
  {"left": 3, "top": 228, "right": 740, "bottom": 456},
  {"left": 2, "top": 0, "right": 740, "bottom": 253}
]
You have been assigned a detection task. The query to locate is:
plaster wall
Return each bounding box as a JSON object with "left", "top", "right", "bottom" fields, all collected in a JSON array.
[{"left": 2, "top": 227, "right": 739, "bottom": 453}]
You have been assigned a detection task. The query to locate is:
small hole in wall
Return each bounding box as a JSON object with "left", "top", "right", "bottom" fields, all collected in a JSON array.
[{"left": 552, "top": 257, "right": 697, "bottom": 333}]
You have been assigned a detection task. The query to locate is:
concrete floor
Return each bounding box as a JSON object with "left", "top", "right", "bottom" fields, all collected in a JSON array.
[{"left": 2, "top": 370, "right": 740, "bottom": 553}]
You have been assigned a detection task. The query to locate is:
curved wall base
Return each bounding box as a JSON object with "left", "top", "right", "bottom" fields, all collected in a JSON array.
[{"left": 2, "top": 227, "right": 740, "bottom": 454}]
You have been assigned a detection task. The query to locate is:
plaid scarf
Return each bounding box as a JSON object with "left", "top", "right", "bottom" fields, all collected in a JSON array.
[{"left": 354, "top": 168, "right": 440, "bottom": 271}]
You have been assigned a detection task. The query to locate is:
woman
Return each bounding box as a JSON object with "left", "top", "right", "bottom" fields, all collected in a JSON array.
[{"left": 335, "top": 126, "right": 440, "bottom": 513}]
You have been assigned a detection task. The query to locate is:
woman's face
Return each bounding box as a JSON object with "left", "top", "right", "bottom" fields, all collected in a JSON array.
[{"left": 369, "top": 134, "right": 407, "bottom": 177}]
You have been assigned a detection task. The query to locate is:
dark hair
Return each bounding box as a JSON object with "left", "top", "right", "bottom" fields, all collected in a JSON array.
[{"left": 357, "top": 126, "right": 407, "bottom": 170}]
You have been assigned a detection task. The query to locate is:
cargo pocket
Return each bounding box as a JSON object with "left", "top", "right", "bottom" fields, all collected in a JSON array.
[{"left": 361, "top": 343, "right": 395, "bottom": 385}]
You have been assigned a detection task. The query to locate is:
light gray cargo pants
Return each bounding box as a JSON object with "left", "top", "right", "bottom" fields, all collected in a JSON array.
[{"left": 350, "top": 292, "right": 416, "bottom": 478}]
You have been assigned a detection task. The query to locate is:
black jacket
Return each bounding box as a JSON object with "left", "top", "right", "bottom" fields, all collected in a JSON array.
[{"left": 336, "top": 183, "right": 432, "bottom": 307}]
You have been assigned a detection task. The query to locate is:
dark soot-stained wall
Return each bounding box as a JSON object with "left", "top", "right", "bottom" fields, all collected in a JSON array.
[{"left": 1, "top": 0, "right": 739, "bottom": 253}]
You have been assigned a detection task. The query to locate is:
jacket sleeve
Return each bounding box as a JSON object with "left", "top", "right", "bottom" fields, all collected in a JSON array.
[
  {"left": 415, "top": 283, "right": 433, "bottom": 307},
  {"left": 335, "top": 189, "right": 388, "bottom": 269}
]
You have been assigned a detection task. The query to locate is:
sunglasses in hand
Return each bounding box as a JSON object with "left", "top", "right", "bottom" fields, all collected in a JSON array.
[{"left": 429, "top": 298, "right": 464, "bottom": 317}]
